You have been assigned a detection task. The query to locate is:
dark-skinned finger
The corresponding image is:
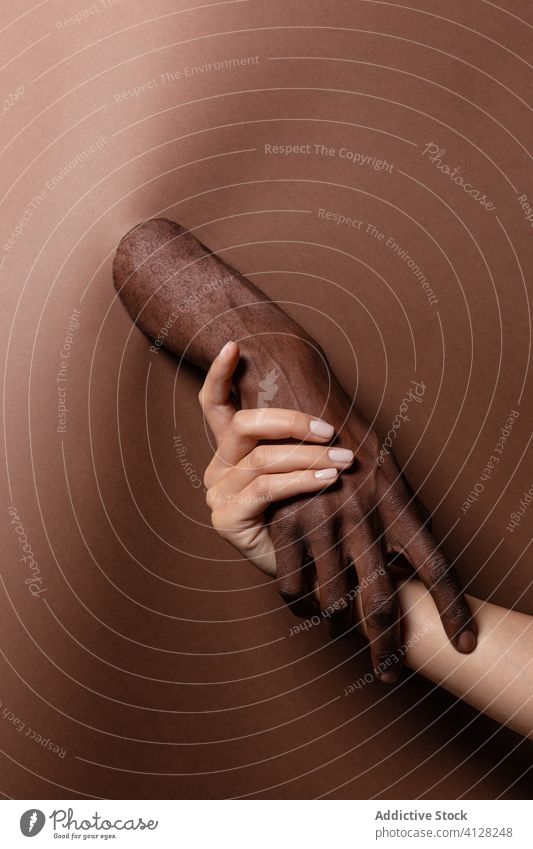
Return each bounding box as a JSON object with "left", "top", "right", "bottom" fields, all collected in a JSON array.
[
  {"left": 348, "top": 515, "right": 402, "bottom": 683},
  {"left": 308, "top": 529, "right": 353, "bottom": 639},
  {"left": 269, "top": 519, "right": 317, "bottom": 618},
  {"left": 361, "top": 568, "right": 402, "bottom": 684},
  {"left": 399, "top": 524, "right": 477, "bottom": 653}
]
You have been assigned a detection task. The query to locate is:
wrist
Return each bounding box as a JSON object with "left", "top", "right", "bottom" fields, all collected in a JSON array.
[{"left": 237, "top": 337, "right": 328, "bottom": 410}]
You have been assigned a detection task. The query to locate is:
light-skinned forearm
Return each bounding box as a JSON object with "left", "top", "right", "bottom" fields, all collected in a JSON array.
[{"left": 356, "top": 581, "right": 533, "bottom": 739}]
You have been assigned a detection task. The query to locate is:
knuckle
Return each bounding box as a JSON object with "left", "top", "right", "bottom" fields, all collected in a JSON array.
[
  {"left": 247, "top": 446, "right": 268, "bottom": 470},
  {"left": 274, "top": 410, "right": 296, "bottom": 437},
  {"left": 425, "top": 553, "right": 456, "bottom": 590},
  {"left": 275, "top": 510, "right": 300, "bottom": 534},
  {"left": 348, "top": 500, "right": 367, "bottom": 525},
  {"left": 374, "top": 650, "right": 397, "bottom": 664},
  {"left": 288, "top": 410, "right": 304, "bottom": 433},
  {"left": 206, "top": 487, "right": 222, "bottom": 510},
  {"left": 322, "top": 596, "right": 350, "bottom": 618},
  {"left": 197, "top": 388, "right": 205, "bottom": 409},
  {"left": 365, "top": 593, "right": 396, "bottom": 630},
  {"left": 278, "top": 585, "right": 301, "bottom": 604},
  {"left": 270, "top": 516, "right": 304, "bottom": 550},
  {"left": 286, "top": 409, "right": 298, "bottom": 428},
  {"left": 232, "top": 409, "right": 248, "bottom": 434},
  {"left": 383, "top": 488, "right": 407, "bottom": 518},
  {"left": 210, "top": 510, "right": 227, "bottom": 537},
  {"left": 318, "top": 566, "right": 348, "bottom": 603},
  {"left": 442, "top": 599, "right": 468, "bottom": 626},
  {"left": 249, "top": 475, "right": 269, "bottom": 501},
  {"left": 203, "top": 461, "right": 216, "bottom": 490}
]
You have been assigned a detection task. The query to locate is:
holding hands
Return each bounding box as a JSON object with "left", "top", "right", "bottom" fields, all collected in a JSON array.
[
  {"left": 200, "top": 340, "right": 354, "bottom": 578},
  {"left": 200, "top": 342, "right": 477, "bottom": 683}
]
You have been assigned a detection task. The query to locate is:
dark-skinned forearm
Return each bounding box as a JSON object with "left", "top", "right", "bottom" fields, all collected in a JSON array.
[
  {"left": 113, "top": 218, "right": 335, "bottom": 411},
  {"left": 113, "top": 217, "right": 477, "bottom": 676}
]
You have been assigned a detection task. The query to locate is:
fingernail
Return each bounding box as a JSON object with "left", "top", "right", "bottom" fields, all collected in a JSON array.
[
  {"left": 218, "top": 341, "right": 234, "bottom": 358},
  {"left": 328, "top": 447, "right": 354, "bottom": 464},
  {"left": 314, "top": 468, "right": 337, "bottom": 480},
  {"left": 457, "top": 629, "right": 477, "bottom": 653},
  {"left": 309, "top": 419, "right": 335, "bottom": 439},
  {"left": 379, "top": 669, "right": 399, "bottom": 685}
]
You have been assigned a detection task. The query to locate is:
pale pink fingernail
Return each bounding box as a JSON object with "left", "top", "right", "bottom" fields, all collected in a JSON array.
[
  {"left": 309, "top": 419, "right": 335, "bottom": 439},
  {"left": 328, "top": 448, "right": 354, "bottom": 464},
  {"left": 218, "top": 341, "right": 234, "bottom": 358},
  {"left": 314, "top": 468, "right": 337, "bottom": 480}
]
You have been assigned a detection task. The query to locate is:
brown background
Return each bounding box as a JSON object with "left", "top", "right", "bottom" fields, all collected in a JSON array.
[{"left": 1, "top": 0, "right": 532, "bottom": 799}]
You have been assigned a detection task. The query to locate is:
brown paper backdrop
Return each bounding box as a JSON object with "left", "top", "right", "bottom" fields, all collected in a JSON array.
[{"left": 1, "top": 0, "right": 532, "bottom": 799}]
